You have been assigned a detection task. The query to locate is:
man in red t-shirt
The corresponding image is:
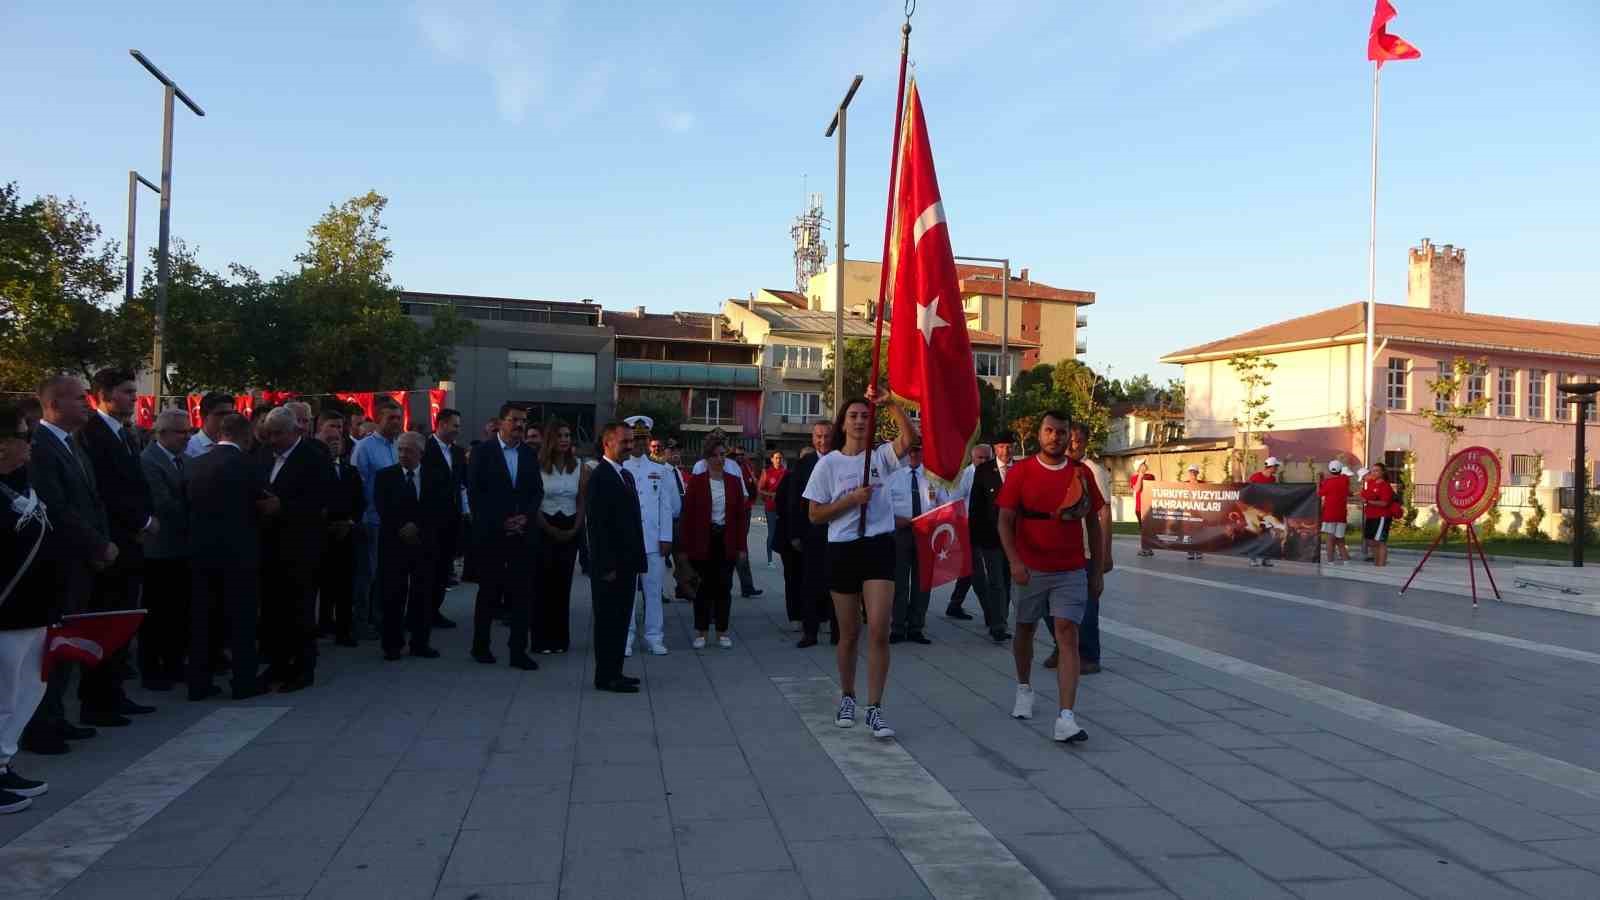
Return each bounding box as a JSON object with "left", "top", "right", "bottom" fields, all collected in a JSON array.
[
  {"left": 1361, "top": 462, "right": 1397, "bottom": 568},
  {"left": 997, "top": 410, "right": 1105, "bottom": 744},
  {"left": 1318, "top": 460, "right": 1353, "bottom": 564},
  {"left": 1246, "top": 456, "right": 1282, "bottom": 568}
]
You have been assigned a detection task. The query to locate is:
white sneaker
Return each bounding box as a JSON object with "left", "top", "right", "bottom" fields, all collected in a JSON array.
[
  {"left": 691, "top": 636, "right": 707, "bottom": 650},
  {"left": 836, "top": 695, "right": 857, "bottom": 728},
  {"left": 647, "top": 642, "right": 669, "bottom": 656},
  {"left": 1261, "top": 559, "right": 1274, "bottom": 567},
  {"left": 1249, "top": 558, "right": 1261, "bottom": 567},
  {"left": 1053, "top": 711, "right": 1087, "bottom": 743},
  {"left": 717, "top": 635, "right": 733, "bottom": 649},
  {"left": 1012, "top": 685, "right": 1035, "bottom": 719},
  {"left": 624, "top": 643, "right": 634, "bottom": 657},
  {"left": 866, "top": 705, "right": 895, "bottom": 739}
]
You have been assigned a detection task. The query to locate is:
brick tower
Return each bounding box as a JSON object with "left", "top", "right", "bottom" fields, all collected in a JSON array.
[{"left": 1407, "top": 238, "right": 1465, "bottom": 313}]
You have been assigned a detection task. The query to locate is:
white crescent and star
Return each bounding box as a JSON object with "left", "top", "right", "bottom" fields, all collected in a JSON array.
[
  {"left": 930, "top": 522, "right": 956, "bottom": 560},
  {"left": 911, "top": 201, "right": 952, "bottom": 346}
]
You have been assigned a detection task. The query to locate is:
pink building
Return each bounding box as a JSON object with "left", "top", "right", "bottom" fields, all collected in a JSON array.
[{"left": 1161, "top": 240, "right": 1600, "bottom": 530}]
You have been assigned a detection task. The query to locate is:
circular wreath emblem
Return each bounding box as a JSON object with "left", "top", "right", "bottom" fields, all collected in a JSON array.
[{"left": 1435, "top": 446, "right": 1502, "bottom": 525}]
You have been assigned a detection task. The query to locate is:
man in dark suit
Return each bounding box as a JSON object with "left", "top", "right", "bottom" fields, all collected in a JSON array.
[
  {"left": 140, "top": 408, "right": 194, "bottom": 692},
  {"left": 258, "top": 407, "right": 333, "bottom": 690},
  {"left": 185, "top": 413, "right": 269, "bottom": 700},
  {"left": 969, "top": 434, "right": 1016, "bottom": 643},
  {"left": 585, "top": 422, "right": 645, "bottom": 693},
  {"left": 785, "top": 422, "right": 837, "bottom": 648},
  {"left": 315, "top": 411, "right": 365, "bottom": 647},
  {"left": 20, "top": 376, "right": 117, "bottom": 754},
  {"left": 374, "top": 431, "right": 450, "bottom": 660},
  {"left": 76, "top": 369, "right": 159, "bottom": 722},
  {"left": 424, "top": 407, "right": 468, "bottom": 630},
  {"left": 466, "top": 404, "right": 541, "bottom": 670}
]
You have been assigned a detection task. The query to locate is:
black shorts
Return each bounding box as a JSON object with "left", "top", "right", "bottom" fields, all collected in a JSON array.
[
  {"left": 826, "top": 533, "right": 897, "bottom": 594},
  {"left": 1363, "top": 517, "right": 1392, "bottom": 543}
]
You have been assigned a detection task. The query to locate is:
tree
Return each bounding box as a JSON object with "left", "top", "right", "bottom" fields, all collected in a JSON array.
[
  {"left": 820, "top": 337, "right": 888, "bottom": 413},
  {"left": 1227, "top": 351, "right": 1277, "bottom": 476},
  {"left": 0, "top": 183, "right": 144, "bottom": 389},
  {"left": 1421, "top": 356, "right": 1489, "bottom": 457},
  {"left": 295, "top": 191, "right": 394, "bottom": 282},
  {"left": 617, "top": 390, "right": 684, "bottom": 439}
]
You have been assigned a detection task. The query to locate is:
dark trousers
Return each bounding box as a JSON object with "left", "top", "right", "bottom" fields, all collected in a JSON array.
[
  {"left": 947, "top": 575, "right": 972, "bottom": 612},
  {"left": 319, "top": 535, "right": 356, "bottom": 641},
  {"left": 692, "top": 531, "right": 734, "bottom": 633},
  {"left": 799, "top": 534, "right": 837, "bottom": 639},
  {"left": 1078, "top": 590, "right": 1100, "bottom": 663},
  {"left": 29, "top": 569, "right": 89, "bottom": 732},
  {"left": 473, "top": 537, "right": 535, "bottom": 657},
  {"left": 190, "top": 563, "right": 260, "bottom": 697},
  {"left": 591, "top": 569, "right": 636, "bottom": 686},
  {"left": 82, "top": 564, "right": 140, "bottom": 712},
  {"left": 432, "top": 516, "right": 461, "bottom": 613},
  {"left": 779, "top": 542, "right": 805, "bottom": 623},
  {"left": 535, "top": 517, "right": 579, "bottom": 653},
  {"left": 974, "top": 544, "right": 1011, "bottom": 633},
  {"left": 262, "top": 560, "right": 318, "bottom": 678},
  {"left": 891, "top": 527, "right": 929, "bottom": 638},
  {"left": 735, "top": 555, "right": 756, "bottom": 595},
  {"left": 380, "top": 545, "right": 435, "bottom": 653},
  {"left": 141, "top": 557, "right": 190, "bottom": 683}
]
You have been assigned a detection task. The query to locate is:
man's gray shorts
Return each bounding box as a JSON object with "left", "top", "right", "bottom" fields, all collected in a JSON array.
[{"left": 1015, "top": 568, "right": 1088, "bottom": 626}]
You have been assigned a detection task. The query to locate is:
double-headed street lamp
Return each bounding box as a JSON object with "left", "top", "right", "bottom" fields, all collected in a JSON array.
[
  {"left": 1557, "top": 382, "right": 1599, "bottom": 567},
  {"left": 130, "top": 49, "right": 205, "bottom": 401},
  {"left": 825, "top": 74, "right": 863, "bottom": 410}
]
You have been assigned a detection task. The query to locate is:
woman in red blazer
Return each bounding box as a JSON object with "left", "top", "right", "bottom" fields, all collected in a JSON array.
[{"left": 679, "top": 440, "right": 750, "bottom": 649}]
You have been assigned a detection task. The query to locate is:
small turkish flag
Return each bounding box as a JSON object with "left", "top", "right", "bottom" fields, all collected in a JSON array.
[
  {"left": 336, "top": 392, "right": 376, "bottom": 421},
  {"left": 912, "top": 500, "right": 971, "bottom": 592},
  {"left": 134, "top": 395, "right": 157, "bottom": 430},
  {"left": 428, "top": 389, "right": 446, "bottom": 431},
  {"left": 42, "top": 610, "right": 147, "bottom": 679},
  {"left": 886, "top": 79, "right": 980, "bottom": 486},
  {"left": 387, "top": 391, "right": 411, "bottom": 430},
  {"left": 1368, "top": 0, "right": 1421, "bottom": 66}
]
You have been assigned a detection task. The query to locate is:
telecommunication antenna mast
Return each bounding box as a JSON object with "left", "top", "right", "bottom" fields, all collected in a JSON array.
[{"left": 791, "top": 191, "right": 829, "bottom": 293}]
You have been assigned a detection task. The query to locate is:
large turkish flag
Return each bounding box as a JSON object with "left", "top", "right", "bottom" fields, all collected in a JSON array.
[{"left": 886, "top": 79, "right": 979, "bottom": 486}]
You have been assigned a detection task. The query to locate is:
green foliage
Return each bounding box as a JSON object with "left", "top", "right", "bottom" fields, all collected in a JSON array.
[
  {"left": 819, "top": 337, "right": 887, "bottom": 414},
  {"left": 1421, "top": 356, "right": 1490, "bottom": 456},
  {"left": 617, "top": 390, "right": 685, "bottom": 439},
  {"left": 1226, "top": 351, "right": 1276, "bottom": 475},
  {"left": 1525, "top": 452, "right": 1546, "bottom": 538},
  {"left": 0, "top": 183, "right": 146, "bottom": 389},
  {"left": 1401, "top": 450, "right": 1420, "bottom": 526}
]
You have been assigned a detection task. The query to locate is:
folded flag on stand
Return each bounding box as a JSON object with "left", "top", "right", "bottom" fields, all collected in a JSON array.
[
  {"left": 913, "top": 500, "right": 972, "bottom": 592},
  {"left": 42, "top": 610, "right": 147, "bottom": 679}
]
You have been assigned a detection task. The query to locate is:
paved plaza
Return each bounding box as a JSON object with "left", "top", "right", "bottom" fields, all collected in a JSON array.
[{"left": 6, "top": 523, "right": 1600, "bottom": 899}]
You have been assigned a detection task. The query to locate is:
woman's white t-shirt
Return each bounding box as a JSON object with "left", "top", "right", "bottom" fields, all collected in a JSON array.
[{"left": 802, "top": 443, "right": 902, "bottom": 543}]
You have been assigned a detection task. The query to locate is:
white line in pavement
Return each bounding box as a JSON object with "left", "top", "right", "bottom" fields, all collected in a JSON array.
[
  {"left": 1120, "top": 566, "right": 1600, "bottom": 667},
  {"left": 772, "top": 676, "right": 1053, "bottom": 900},
  {"left": 0, "top": 706, "right": 288, "bottom": 898},
  {"left": 1101, "top": 617, "right": 1600, "bottom": 800}
]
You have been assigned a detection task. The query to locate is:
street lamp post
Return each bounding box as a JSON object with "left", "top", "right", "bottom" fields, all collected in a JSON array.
[
  {"left": 1557, "top": 382, "right": 1599, "bottom": 567},
  {"left": 124, "top": 171, "right": 160, "bottom": 306},
  {"left": 825, "top": 75, "right": 863, "bottom": 414},
  {"left": 130, "top": 50, "right": 205, "bottom": 403},
  {"left": 954, "top": 255, "right": 1009, "bottom": 422}
]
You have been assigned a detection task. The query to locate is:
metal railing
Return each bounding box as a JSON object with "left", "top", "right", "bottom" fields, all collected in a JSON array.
[
  {"left": 1559, "top": 487, "right": 1600, "bottom": 511},
  {"left": 1497, "top": 485, "right": 1534, "bottom": 508},
  {"left": 1413, "top": 483, "right": 1437, "bottom": 505},
  {"left": 615, "top": 360, "right": 759, "bottom": 388}
]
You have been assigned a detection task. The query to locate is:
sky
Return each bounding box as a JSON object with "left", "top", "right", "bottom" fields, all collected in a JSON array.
[{"left": 4, "top": 1, "right": 1598, "bottom": 383}]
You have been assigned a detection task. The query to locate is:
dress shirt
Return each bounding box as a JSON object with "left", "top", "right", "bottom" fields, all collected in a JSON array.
[
  {"left": 185, "top": 429, "right": 215, "bottom": 458},
  {"left": 402, "top": 464, "right": 421, "bottom": 500},
  {"left": 269, "top": 437, "right": 301, "bottom": 484},
  {"left": 888, "top": 464, "right": 936, "bottom": 521},
  {"left": 352, "top": 432, "right": 397, "bottom": 525},
  {"left": 709, "top": 474, "right": 726, "bottom": 526},
  {"left": 499, "top": 437, "right": 519, "bottom": 487}
]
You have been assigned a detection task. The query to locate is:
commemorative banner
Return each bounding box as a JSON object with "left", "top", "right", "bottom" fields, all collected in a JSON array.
[{"left": 1140, "top": 481, "right": 1322, "bottom": 562}]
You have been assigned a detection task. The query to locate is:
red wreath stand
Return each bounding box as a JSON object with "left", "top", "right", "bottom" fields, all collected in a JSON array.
[{"left": 1400, "top": 446, "right": 1502, "bottom": 607}]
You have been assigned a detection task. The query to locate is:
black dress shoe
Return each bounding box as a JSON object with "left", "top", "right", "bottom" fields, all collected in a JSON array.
[
  {"left": 20, "top": 728, "right": 69, "bottom": 755},
  {"left": 188, "top": 684, "right": 222, "bottom": 701},
  {"left": 141, "top": 678, "right": 175, "bottom": 692},
  {"left": 797, "top": 635, "right": 818, "bottom": 648},
  {"left": 232, "top": 687, "right": 264, "bottom": 701},
  {"left": 888, "top": 634, "right": 905, "bottom": 645},
  {"left": 383, "top": 649, "right": 403, "bottom": 662},
  {"left": 619, "top": 674, "right": 641, "bottom": 685},
  {"left": 597, "top": 678, "right": 639, "bottom": 693},
  {"left": 410, "top": 646, "right": 441, "bottom": 659},
  {"left": 81, "top": 710, "right": 131, "bottom": 728},
  {"left": 472, "top": 649, "right": 497, "bottom": 665},
  {"left": 909, "top": 633, "right": 932, "bottom": 645},
  {"left": 741, "top": 589, "right": 764, "bottom": 598},
  {"left": 508, "top": 654, "right": 539, "bottom": 671},
  {"left": 57, "top": 721, "right": 96, "bottom": 741},
  {"left": 278, "top": 674, "right": 315, "bottom": 693},
  {"left": 335, "top": 637, "right": 358, "bottom": 648},
  {"left": 432, "top": 613, "right": 457, "bottom": 629},
  {"left": 944, "top": 607, "right": 974, "bottom": 620},
  {"left": 1080, "top": 661, "right": 1102, "bottom": 674},
  {"left": 121, "top": 698, "right": 156, "bottom": 715}
]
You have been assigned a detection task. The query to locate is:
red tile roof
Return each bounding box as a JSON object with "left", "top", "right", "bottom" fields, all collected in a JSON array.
[
  {"left": 602, "top": 310, "right": 749, "bottom": 344},
  {"left": 762, "top": 289, "right": 810, "bottom": 309},
  {"left": 1162, "top": 302, "right": 1600, "bottom": 364},
  {"left": 955, "top": 264, "right": 1095, "bottom": 305}
]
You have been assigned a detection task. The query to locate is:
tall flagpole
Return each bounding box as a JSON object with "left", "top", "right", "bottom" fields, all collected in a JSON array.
[
  {"left": 858, "top": 14, "right": 913, "bottom": 535},
  {"left": 1363, "top": 62, "right": 1381, "bottom": 467}
]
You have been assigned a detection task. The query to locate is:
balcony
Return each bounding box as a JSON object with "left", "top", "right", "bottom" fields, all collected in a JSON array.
[
  {"left": 616, "top": 360, "right": 759, "bottom": 389},
  {"left": 1075, "top": 338, "right": 1088, "bottom": 355},
  {"left": 774, "top": 413, "right": 829, "bottom": 434},
  {"left": 684, "top": 415, "right": 743, "bottom": 433},
  {"left": 1076, "top": 311, "right": 1088, "bottom": 328},
  {"left": 778, "top": 363, "right": 824, "bottom": 382}
]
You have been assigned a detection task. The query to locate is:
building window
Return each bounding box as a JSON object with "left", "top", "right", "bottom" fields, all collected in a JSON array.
[
  {"left": 1382, "top": 450, "right": 1407, "bottom": 481},
  {"left": 1496, "top": 368, "right": 1517, "bottom": 418},
  {"left": 1559, "top": 373, "right": 1577, "bottom": 421},
  {"left": 695, "top": 390, "right": 734, "bottom": 423},
  {"left": 1434, "top": 361, "right": 1453, "bottom": 413},
  {"left": 975, "top": 351, "right": 1001, "bottom": 377},
  {"left": 1528, "top": 370, "right": 1547, "bottom": 420},
  {"left": 1385, "top": 358, "right": 1409, "bottom": 410},
  {"left": 1510, "top": 454, "right": 1539, "bottom": 486},
  {"left": 1465, "top": 365, "right": 1487, "bottom": 413},
  {"left": 776, "top": 345, "right": 821, "bottom": 368},
  {"left": 778, "top": 391, "right": 822, "bottom": 419},
  {"left": 508, "top": 350, "right": 596, "bottom": 392}
]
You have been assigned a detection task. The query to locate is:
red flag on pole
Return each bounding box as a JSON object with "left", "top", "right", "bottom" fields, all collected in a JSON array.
[
  {"left": 1368, "top": 0, "right": 1421, "bottom": 65},
  {"left": 42, "top": 610, "right": 147, "bottom": 679},
  {"left": 912, "top": 500, "right": 971, "bottom": 591},
  {"left": 885, "top": 79, "right": 980, "bottom": 486},
  {"left": 233, "top": 393, "right": 255, "bottom": 419},
  {"left": 186, "top": 394, "right": 204, "bottom": 429},
  {"left": 428, "top": 389, "right": 446, "bottom": 431},
  {"left": 387, "top": 391, "right": 411, "bottom": 430},
  {"left": 335, "top": 392, "right": 376, "bottom": 420},
  {"left": 134, "top": 395, "right": 156, "bottom": 430}
]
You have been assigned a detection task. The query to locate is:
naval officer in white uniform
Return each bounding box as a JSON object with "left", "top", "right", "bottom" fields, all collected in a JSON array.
[{"left": 622, "top": 416, "right": 677, "bottom": 655}]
